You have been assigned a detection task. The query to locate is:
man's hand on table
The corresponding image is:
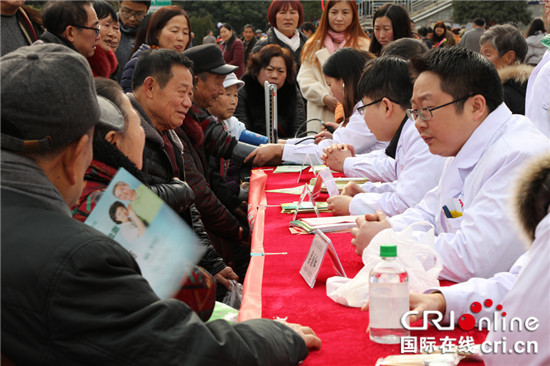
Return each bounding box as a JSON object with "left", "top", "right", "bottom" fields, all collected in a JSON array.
[
  {"left": 279, "top": 321, "right": 322, "bottom": 351},
  {"left": 327, "top": 195, "right": 352, "bottom": 216},
  {"left": 244, "top": 144, "right": 283, "bottom": 166},
  {"left": 350, "top": 210, "right": 391, "bottom": 256},
  {"left": 321, "top": 143, "right": 354, "bottom": 172},
  {"left": 214, "top": 267, "right": 239, "bottom": 290}
]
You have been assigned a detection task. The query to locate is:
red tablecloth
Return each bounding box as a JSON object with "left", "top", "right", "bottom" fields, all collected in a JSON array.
[{"left": 241, "top": 168, "right": 487, "bottom": 366}]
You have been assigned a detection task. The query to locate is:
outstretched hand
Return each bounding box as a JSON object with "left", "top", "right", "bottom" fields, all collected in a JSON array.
[
  {"left": 244, "top": 144, "right": 283, "bottom": 166},
  {"left": 214, "top": 267, "right": 239, "bottom": 290}
]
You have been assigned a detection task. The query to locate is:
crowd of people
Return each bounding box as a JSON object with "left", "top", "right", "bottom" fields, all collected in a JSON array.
[{"left": 1, "top": 0, "right": 549, "bottom": 365}]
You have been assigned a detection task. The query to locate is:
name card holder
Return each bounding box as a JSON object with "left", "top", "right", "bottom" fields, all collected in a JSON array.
[
  {"left": 297, "top": 153, "right": 317, "bottom": 183},
  {"left": 292, "top": 183, "right": 320, "bottom": 221},
  {"left": 300, "top": 230, "right": 347, "bottom": 288}
]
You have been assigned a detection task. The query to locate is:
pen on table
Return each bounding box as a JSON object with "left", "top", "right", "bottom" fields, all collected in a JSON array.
[{"left": 250, "top": 252, "right": 288, "bottom": 256}]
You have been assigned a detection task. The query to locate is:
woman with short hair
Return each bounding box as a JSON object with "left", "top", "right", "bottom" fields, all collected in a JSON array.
[
  {"left": 252, "top": 0, "right": 308, "bottom": 71},
  {"left": 480, "top": 24, "right": 533, "bottom": 114},
  {"left": 235, "top": 44, "right": 305, "bottom": 139}
]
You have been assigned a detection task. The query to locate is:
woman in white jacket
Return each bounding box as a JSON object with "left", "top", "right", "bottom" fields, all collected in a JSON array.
[{"left": 297, "top": 0, "right": 370, "bottom": 132}]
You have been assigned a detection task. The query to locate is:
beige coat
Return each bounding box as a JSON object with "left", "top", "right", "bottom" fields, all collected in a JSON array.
[{"left": 297, "top": 38, "right": 370, "bottom": 132}]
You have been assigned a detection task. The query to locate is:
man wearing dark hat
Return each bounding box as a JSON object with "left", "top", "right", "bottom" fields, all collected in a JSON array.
[
  {"left": 1, "top": 43, "right": 320, "bottom": 365},
  {"left": 179, "top": 44, "right": 258, "bottom": 286}
]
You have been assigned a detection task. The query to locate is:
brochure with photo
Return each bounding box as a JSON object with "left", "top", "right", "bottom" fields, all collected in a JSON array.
[{"left": 84, "top": 168, "right": 205, "bottom": 299}]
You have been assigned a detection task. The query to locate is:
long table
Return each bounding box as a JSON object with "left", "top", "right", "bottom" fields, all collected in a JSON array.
[{"left": 240, "top": 168, "right": 487, "bottom": 366}]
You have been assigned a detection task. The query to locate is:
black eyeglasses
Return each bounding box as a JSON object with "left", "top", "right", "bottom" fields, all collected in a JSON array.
[
  {"left": 406, "top": 95, "right": 473, "bottom": 122},
  {"left": 357, "top": 99, "right": 381, "bottom": 116},
  {"left": 357, "top": 98, "right": 399, "bottom": 116},
  {"left": 73, "top": 24, "right": 100, "bottom": 36}
]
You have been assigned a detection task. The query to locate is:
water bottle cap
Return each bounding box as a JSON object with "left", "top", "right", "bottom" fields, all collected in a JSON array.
[{"left": 379, "top": 244, "right": 397, "bottom": 257}]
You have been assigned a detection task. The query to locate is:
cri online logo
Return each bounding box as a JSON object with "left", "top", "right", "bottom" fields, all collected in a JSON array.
[
  {"left": 458, "top": 299, "right": 504, "bottom": 331},
  {"left": 401, "top": 298, "right": 540, "bottom": 332}
]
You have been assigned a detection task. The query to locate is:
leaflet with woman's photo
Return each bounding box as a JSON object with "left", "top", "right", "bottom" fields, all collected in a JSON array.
[{"left": 84, "top": 168, "right": 204, "bottom": 299}]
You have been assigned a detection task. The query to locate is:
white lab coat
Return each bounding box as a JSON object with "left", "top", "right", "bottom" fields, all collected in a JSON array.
[
  {"left": 436, "top": 213, "right": 550, "bottom": 366},
  {"left": 525, "top": 49, "right": 550, "bottom": 137},
  {"left": 483, "top": 213, "right": 550, "bottom": 366},
  {"left": 387, "top": 104, "right": 550, "bottom": 282},
  {"left": 346, "top": 119, "right": 446, "bottom": 216},
  {"left": 281, "top": 101, "right": 387, "bottom": 164}
]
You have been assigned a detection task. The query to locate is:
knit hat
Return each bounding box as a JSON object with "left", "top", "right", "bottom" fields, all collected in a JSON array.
[
  {"left": 1, "top": 43, "right": 101, "bottom": 153},
  {"left": 223, "top": 72, "right": 245, "bottom": 90},
  {"left": 183, "top": 44, "right": 238, "bottom": 75}
]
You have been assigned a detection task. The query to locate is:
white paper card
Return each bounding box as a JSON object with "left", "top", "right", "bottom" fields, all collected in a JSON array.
[
  {"left": 300, "top": 231, "right": 330, "bottom": 288},
  {"left": 319, "top": 167, "right": 339, "bottom": 197},
  {"left": 300, "top": 230, "right": 347, "bottom": 288}
]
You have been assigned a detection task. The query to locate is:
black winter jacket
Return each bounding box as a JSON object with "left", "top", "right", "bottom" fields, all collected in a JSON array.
[
  {"left": 128, "top": 93, "right": 226, "bottom": 276},
  {"left": 2, "top": 188, "right": 308, "bottom": 365}
]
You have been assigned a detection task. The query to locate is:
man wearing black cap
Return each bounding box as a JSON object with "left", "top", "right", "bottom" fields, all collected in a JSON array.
[
  {"left": 1, "top": 43, "right": 320, "bottom": 365},
  {"left": 180, "top": 44, "right": 257, "bottom": 285}
]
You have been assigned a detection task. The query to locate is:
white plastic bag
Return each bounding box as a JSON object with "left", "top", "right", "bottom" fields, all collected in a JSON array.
[
  {"left": 222, "top": 280, "right": 243, "bottom": 310},
  {"left": 326, "top": 222, "right": 442, "bottom": 307}
]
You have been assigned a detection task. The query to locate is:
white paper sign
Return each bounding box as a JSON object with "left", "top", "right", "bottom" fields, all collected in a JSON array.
[
  {"left": 319, "top": 167, "right": 339, "bottom": 197},
  {"left": 300, "top": 230, "right": 346, "bottom": 288}
]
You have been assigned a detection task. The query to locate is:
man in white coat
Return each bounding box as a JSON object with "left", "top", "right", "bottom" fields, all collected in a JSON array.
[
  {"left": 398, "top": 153, "right": 550, "bottom": 366},
  {"left": 323, "top": 56, "right": 445, "bottom": 217},
  {"left": 351, "top": 47, "right": 550, "bottom": 283}
]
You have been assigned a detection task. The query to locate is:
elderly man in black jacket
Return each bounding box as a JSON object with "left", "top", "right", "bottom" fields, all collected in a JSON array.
[
  {"left": 127, "top": 48, "right": 242, "bottom": 299},
  {"left": 1, "top": 42, "right": 319, "bottom": 366}
]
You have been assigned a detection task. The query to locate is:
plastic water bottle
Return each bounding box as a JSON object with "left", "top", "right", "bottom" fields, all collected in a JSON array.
[{"left": 369, "top": 244, "right": 410, "bottom": 344}]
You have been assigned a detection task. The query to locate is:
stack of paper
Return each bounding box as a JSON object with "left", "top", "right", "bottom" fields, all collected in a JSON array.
[
  {"left": 281, "top": 201, "right": 329, "bottom": 213},
  {"left": 289, "top": 215, "right": 360, "bottom": 234}
]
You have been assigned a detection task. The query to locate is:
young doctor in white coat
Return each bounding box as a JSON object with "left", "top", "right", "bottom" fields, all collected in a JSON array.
[
  {"left": 350, "top": 47, "right": 550, "bottom": 283},
  {"left": 394, "top": 153, "right": 550, "bottom": 366},
  {"left": 324, "top": 56, "right": 445, "bottom": 217}
]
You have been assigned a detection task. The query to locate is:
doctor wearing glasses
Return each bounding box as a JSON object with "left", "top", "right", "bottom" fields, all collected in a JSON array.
[{"left": 350, "top": 47, "right": 549, "bottom": 283}]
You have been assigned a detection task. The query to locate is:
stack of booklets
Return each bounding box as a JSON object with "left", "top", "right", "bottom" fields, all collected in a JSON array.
[
  {"left": 281, "top": 201, "right": 329, "bottom": 213},
  {"left": 289, "top": 215, "right": 361, "bottom": 234}
]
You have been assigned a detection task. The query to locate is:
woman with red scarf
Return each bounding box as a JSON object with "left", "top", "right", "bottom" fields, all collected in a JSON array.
[{"left": 87, "top": 0, "right": 119, "bottom": 79}]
